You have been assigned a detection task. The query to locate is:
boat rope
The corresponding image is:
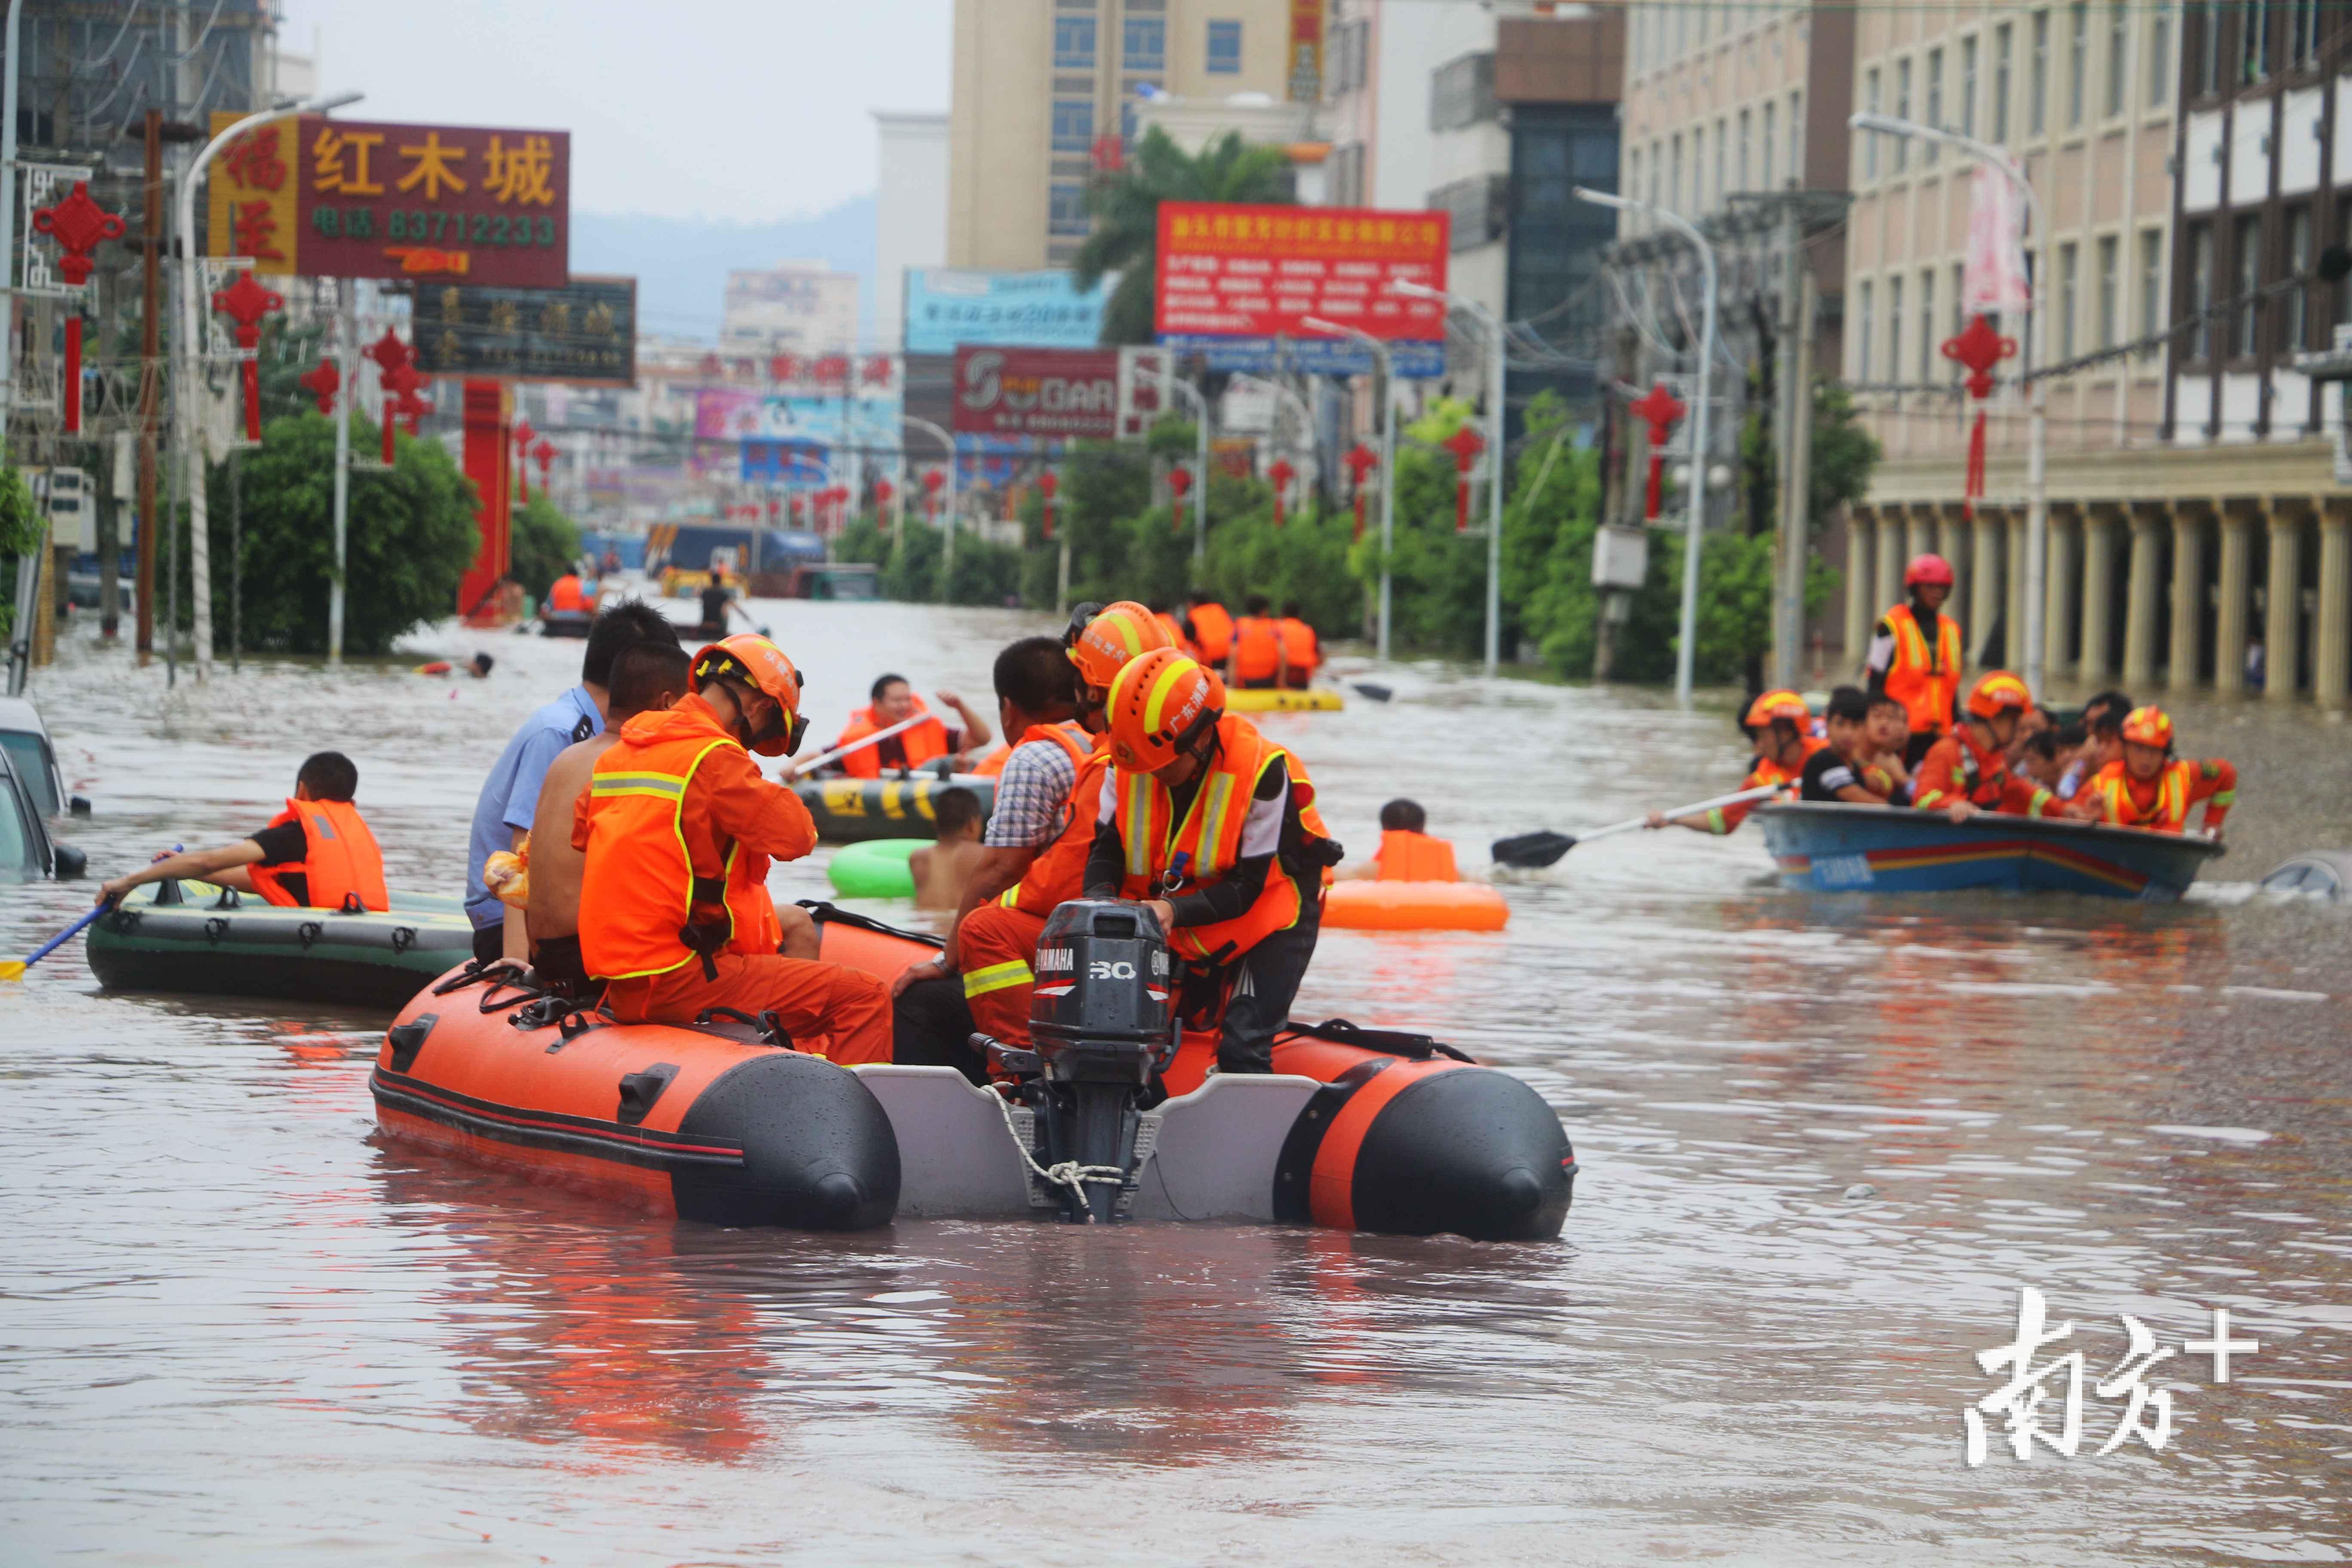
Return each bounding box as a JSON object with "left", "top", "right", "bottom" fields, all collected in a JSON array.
[{"left": 981, "top": 1082, "right": 1127, "bottom": 1223}]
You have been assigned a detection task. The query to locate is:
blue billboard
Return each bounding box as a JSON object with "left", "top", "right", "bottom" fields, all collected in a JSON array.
[{"left": 903, "top": 268, "right": 1114, "bottom": 355}]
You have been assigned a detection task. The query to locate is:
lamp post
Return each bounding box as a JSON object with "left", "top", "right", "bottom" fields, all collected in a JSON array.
[
  {"left": 902, "top": 414, "right": 956, "bottom": 594},
  {"left": 1303, "top": 317, "right": 1396, "bottom": 660},
  {"left": 1155, "top": 366, "right": 1211, "bottom": 570},
  {"left": 175, "top": 89, "right": 363, "bottom": 680},
  {"left": 1849, "top": 111, "right": 2047, "bottom": 697},
  {"left": 1574, "top": 186, "right": 1716, "bottom": 704},
  {"left": 1228, "top": 370, "right": 1317, "bottom": 496},
  {"left": 1393, "top": 280, "right": 1507, "bottom": 677}
]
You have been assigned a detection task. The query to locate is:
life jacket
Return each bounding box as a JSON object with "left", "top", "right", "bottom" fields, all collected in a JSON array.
[
  {"left": 1882, "top": 603, "right": 1963, "bottom": 734},
  {"left": 1232, "top": 616, "right": 1282, "bottom": 681},
  {"left": 971, "top": 747, "right": 1012, "bottom": 778},
  {"left": 1001, "top": 724, "right": 1106, "bottom": 917},
  {"left": 1187, "top": 602, "right": 1234, "bottom": 663},
  {"left": 248, "top": 798, "right": 389, "bottom": 912},
  {"left": 1278, "top": 617, "right": 1320, "bottom": 671},
  {"left": 834, "top": 695, "right": 951, "bottom": 780},
  {"left": 1154, "top": 610, "right": 1202, "bottom": 661},
  {"left": 547, "top": 575, "right": 589, "bottom": 613},
  {"left": 1108, "top": 714, "right": 1336, "bottom": 965},
  {"left": 576, "top": 703, "right": 782, "bottom": 983},
  {"left": 1372, "top": 829, "right": 1458, "bottom": 882},
  {"left": 2084, "top": 759, "right": 2193, "bottom": 833}
]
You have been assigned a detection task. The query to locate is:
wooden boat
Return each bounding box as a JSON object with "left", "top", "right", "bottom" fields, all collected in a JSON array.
[
  {"left": 792, "top": 773, "right": 998, "bottom": 844},
  {"left": 1755, "top": 801, "right": 2225, "bottom": 901}
]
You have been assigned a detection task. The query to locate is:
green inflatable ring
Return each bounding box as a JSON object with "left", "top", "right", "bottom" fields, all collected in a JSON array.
[{"left": 827, "top": 838, "right": 928, "bottom": 899}]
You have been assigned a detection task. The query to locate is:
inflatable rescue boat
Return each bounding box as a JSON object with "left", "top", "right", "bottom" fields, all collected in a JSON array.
[
  {"left": 90, "top": 880, "right": 476, "bottom": 1008},
  {"left": 794, "top": 773, "right": 997, "bottom": 844},
  {"left": 1226, "top": 687, "right": 1343, "bottom": 714},
  {"left": 370, "top": 902, "right": 1574, "bottom": 1239}
]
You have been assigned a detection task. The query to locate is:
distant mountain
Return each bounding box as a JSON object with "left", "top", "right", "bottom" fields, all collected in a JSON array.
[{"left": 571, "top": 195, "right": 877, "bottom": 344}]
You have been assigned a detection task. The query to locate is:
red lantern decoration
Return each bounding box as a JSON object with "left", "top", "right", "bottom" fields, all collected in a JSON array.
[
  {"left": 364, "top": 330, "right": 417, "bottom": 463},
  {"left": 875, "top": 478, "right": 895, "bottom": 506},
  {"left": 1267, "top": 458, "right": 1294, "bottom": 530},
  {"left": 298, "top": 356, "right": 340, "bottom": 415},
  {"left": 1343, "top": 442, "right": 1379, "bottom": 543},
  {"left": 34, "top": 181, "right": 126, "bottom": 437},
  {"left": 510, "top": 418, "right": 536, "bottom": 502},
  {"left": 532, "top": 438, "right": 556, "bottom": 489},
  {"left": 1441, "top": 424, "right": 1485, "bottom": 533},
  {"left": 391, "top": 385, "right": 432, "bottom": 438},
  {"left": 1039, "top": 469, "right": 1060, "bottom": 541},
  {"left": 922, "top": 467, "right": 945, "bottom": 523},
  {"left": 1627, "top": 381, "right": 1687, "bottom": 522},
  {"left": 1940, "top": 312, "right": 2019, "bottom": 518},
  {"left": 211, "top": 270, "right": 284, "bottom": 442},
  {"left": 1165, "top": 464, "right": 1192, "bottom": 533}
]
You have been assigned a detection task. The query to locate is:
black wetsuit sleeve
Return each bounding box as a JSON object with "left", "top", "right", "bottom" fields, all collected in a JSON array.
[
  {"left": 1166, "top": 762, "right": 1286, "bottom": 926},
  {"left": 1082, "top": 818, "right": 1126, "bottom": 900}
]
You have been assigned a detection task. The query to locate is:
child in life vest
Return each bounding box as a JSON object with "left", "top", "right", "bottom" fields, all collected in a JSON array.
[
  {"left": 96, "top": 751, "right": 386, "bottom": 912},
  {"left": 1337, "top": 799, "right": 1459, "bottom": 881}
]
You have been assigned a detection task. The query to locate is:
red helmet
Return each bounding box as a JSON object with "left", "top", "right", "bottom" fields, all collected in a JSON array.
[{"left": 1905, "top": 553, "right": 1955, "bottom": 588}]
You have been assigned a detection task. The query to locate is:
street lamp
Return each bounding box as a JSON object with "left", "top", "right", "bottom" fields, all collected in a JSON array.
[
  {"left": 902, "top": 414, "right": 956, "bottom": 594},
  {"left": 1575, "top": 186, "right": 1716, "bottom": 704},
  {"left": 1849, "top": 111, "right": 2047, "bottom": 698},
  {"left": 175, "top": 89, "right": 364, "bottom": 680},
  {"left": 1393, "top": 279, "right": 1507, "bottom": 678},
  {"left": 1155, "top": 365, "right": 1211, "bottom": 569},
  {"left": 1228, "top": 370, "right": 1317, "bottom": 486},
  {"left": 1302, "top": 317, "right": 1396, "bottom": 660}
]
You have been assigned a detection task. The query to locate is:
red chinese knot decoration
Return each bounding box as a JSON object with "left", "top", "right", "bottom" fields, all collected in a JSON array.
[
  {"left": 298, "top": 356, "right": 340, "bottom": 415},
  {"left": 1166, "top": 464, "right": 1191, "bottom": 532},
  {"left": 1441, "top": 424, "right": 1485, "bottom": 533},
  {"left": 1267, "top": 458, "right": 1294, "bottom": 530},
  {"left": 1940, "top": 312, "right": 2018, "bottom": 518},
  {"left": 364, "top": 329, "right": 420, "bottom": 461},
  {"left": 211, "top": 270, "right": 285, "bottom": 441},
  {"left": 1343, "top": 442, "right": 1379, "bottom": 542},
  {"left": 33, "top": 181, "right": 126, "bottom": 288},
  {"left": 1628, "top": 381, "right": 1687, "bottom": 522},
  {"left": 1039, "top": 469, "right": 1060, "bottom": 541}
]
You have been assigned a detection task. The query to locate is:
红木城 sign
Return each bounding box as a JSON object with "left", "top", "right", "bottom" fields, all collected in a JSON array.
[{"left": 207, "top": 113, "right": 569, "bottom": 288}]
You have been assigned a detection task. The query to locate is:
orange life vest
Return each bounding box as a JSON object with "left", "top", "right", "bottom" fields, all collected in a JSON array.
[
  {"left": 834, "top": 695, "right": 951, "bottom": 780},
  {"left": 1232, "top": 616, "right": 1282, "bottom": 681},
  {"left": 1188, "top": 602, "right": 1234, "bottom": 663},
  {"left": 1154, "top": 610, "right": 1202, "bottom": 661},
  {"left": 971, "top": 747, "right": 1012, "bottom": 778},
  {"left": 1372, "top": 829, "right": 1457, "bottom": 882},
  {"left": 1108, "top": 714, "right": 1333, "bottom": 964},
  {"left": 1278, "top": 617, "right": 1320, "bottom": 671},
  {"left": 548, "top": 575, "right": 590, "bottom": 613},
  {"left": 1882, "top": 603, "right": 1963, "bottom": 735},
  {"left": 1001, "top": 724, "right": 1106, "bottom": 917},
  {"left": 2084, "top": 759, "right": 2193, "bottom": 833},
  {"left": 248, "top": 798, "right": 389, "bottom": 911},
  {"left": 576, "top": 719, "right": 782, "bottom": 982}
]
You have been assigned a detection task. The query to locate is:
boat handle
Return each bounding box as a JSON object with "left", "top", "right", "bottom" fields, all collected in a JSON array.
[
  {"left": 615, "top": 1063, "right": 680, "bottom": 1127},
  {"left": 297, "top": 921, "right": 322, "bottom": 949},
  {"left": 389, "top": 926, "right": 416, "bottom": 954},
  {"left": 203, "top": 917, "right": 228, "bottom": 943}
]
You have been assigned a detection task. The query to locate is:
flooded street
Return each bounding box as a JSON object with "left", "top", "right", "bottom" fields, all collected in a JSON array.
[{"left": 5, "top": 598, "right": 2350, "bottom": 1564}]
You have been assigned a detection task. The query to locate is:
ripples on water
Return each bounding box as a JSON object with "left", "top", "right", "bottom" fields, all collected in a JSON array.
[{"left": 3, "top": 600, "right": 2348, "bottom": 1563}]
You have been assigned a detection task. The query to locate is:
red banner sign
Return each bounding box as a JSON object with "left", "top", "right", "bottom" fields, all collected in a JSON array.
[
  {"left": 1153, "top": 201, "right": 1448, "bottom": 343},
  {"left": 208, "top": 113, "right": 569, "bottom": 288},
  {"left": 951, "top": 346, "right": 1122, "bottom": 439}
]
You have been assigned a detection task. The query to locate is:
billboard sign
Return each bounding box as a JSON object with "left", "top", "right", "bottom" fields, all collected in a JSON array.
[
  {"left": 1286, "top": 0, "right": 1326, "bottom": 101},
  {"left": 412, "top": 276, "right": 634, "bottom": 384},
  {"left": 904, "top": 267, "right": 1113, "bottom": 355},
  {"left": 207, "top": 113, "right": 570, "bottom": 287},
  {"left": 1154, "top": 201, "right": 1449, "bottom": 377},
  {"left": 951, "top": 346, "right": 1122, "bottom": 439},
  {"left": 693, "top": 386, "right": 897, "bottom": 448}
]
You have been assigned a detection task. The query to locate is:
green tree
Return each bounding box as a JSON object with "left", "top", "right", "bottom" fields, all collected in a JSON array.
[
  {"left": 508, "top": 491, "right": 582, "bottom": 600},
  {"left": 1071, "top": 129, "right": 1295, "bottom": 346},
  {"left": 0, "top": 466, "right": 41, "bottom": 640},
  {"left": 201, "top": 412, "right": 479, "bottom": 655}
]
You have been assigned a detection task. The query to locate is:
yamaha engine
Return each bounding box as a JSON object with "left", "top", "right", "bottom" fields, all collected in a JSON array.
[{"left": 986, "top": 899, "right": 1174, "bottom": 1223}]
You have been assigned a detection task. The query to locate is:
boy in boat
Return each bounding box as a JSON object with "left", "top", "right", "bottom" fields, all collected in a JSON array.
[
  {"left": 97, "top": 751, "right": 387, "bottom": 913},
  {"left": 819, "top": 675, "right": 994, "bottom": 780},
  {"left": 1911, "top": 671, "right": 2055, "bottom": 823},
  {"left": 574, "top": 634, "right": 890, "bottom": 1063},
  {"left": 909, "top": 787, "right": 987, "bottom": 911},
  {"left": 1278, "top": 602, "right": 1322, "bottom": 689},
  {"left": 2062, "top": 706, "right": 2236, "bottom": 839},
  {"left": 1857, "top": 692, "right": 1916, "bottom": 804},
  {"left": 1082, "top": 649, "right": 1343, "bottom": 1075},
  {"left": 1865, "top": 553, "right": 1963, "bottom": 766},
  {"left": 1647, "top": 689, "right": 1821, "bottom": 834},
  {"left": 1798, "top": 687, "right": 1892, "bottom": 804},
  {"left": 1337, "top": 799, "right": 1459, "bottom": 881},
  {"left": 2055, "top": 689, "right": 2133, "bottom": 802},
  {"left": 1230, "top": 596, "right": 1283, "bottom": 689}
]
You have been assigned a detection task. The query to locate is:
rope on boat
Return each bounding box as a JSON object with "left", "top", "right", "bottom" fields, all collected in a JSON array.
[{"left": 982, "top": 1081, "right": 1127, "bottom": 1223}]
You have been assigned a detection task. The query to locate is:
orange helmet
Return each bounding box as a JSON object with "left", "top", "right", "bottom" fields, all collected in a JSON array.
[
  {"left": 1069, "top": 600, "right": 1175, "bottom": 691},
  {"left": 692, "top": 634, "right": 808, "bottom": 756},
  {"left": 1743, "top": 689, "right": 1811, "bottom": 730},
  {"left": 2119, "top": 704, "right": 2173, "bottom": 749},
  {"left": 1104, "top": 648, "right": 1224, "bottom": 773},
  {"left": 1964, "top": 670, "right": 2034, "bottom": 721}
]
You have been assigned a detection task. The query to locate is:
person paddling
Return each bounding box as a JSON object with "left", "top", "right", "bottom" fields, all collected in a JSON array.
[
  {"left": 824, "top": 675, "right": 993, "bottom": 779},
  {"left": 97, "top": 752, "right": 386, "bottom": 912},
  {"left": 2064, "top": 706, "right": 2236, "bottom": 839},
  {"left": 1866, "top": 553, "right": 1963, "bottom": 766},
  {"left": 1912, "top": 671, "right": 2055, "bottom": 823},
  {"left": 1647, "top": 690, "right": 1822, "bottom": 835}
]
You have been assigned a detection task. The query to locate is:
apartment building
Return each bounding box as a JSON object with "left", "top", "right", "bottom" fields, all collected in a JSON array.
[{"left": 946, "top": 0, "right": 1303, "bottom": 270}]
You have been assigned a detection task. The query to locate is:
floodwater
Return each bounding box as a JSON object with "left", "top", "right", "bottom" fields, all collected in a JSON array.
[{"left": 5, "top": 597, "right": 2350, "bottom": 1565}]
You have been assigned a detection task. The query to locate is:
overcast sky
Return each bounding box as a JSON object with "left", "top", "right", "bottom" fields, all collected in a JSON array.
[{"left": 275, "top": 0, "right": 953, "bottom": 221}]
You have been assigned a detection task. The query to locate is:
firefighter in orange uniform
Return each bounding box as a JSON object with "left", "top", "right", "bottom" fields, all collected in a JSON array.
[
  {"left": 2067, "top": 706, "right": 2236, "bottom": 837},
  {"left": 96, "top": 751, "right": 387, "bottom": 912},
  {"left": 1866, "top": 553, "right": 1964, "bottom": 765},
  {"left": 1081, "top": 649, "right": 1343, "bottom": 1075},
  {"left": 1912, "top": 671, "right": 2055, "bottom": 822},
  {"left": 1184, "top": 594, "right": 1235, "bottom": 673},
  {"left": 575, "top": 634, "right": 889, "bottom": 1063},
  {"left": 1229, "top": 595, "right": 1283, "bottom": 689},
  {"left": 1647, "top": 689, "right": 1824, "bottom": 835},
  {"left": 1277, "top": 602, "right": 1321, "bottom": 689}
]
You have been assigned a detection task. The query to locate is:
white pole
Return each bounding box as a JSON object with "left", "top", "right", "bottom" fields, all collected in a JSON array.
[
  {"left": 0, "top": 0, "right": 26, "bottom": 442},
  {"left": 903, "top": 414, "right": 954, "bottom": 597},
  {"left": 1303, "top": 318, "right": 1395, "bottom": 660},
  {"left": 1157, "top": 367, "right": 1212, "bottom": 573},
  {"left": 328, "top": 282, "right": 354, "bottom": 665},
  {"left": 1393, "top": 283, "right": 1509, "bottom": 677}
]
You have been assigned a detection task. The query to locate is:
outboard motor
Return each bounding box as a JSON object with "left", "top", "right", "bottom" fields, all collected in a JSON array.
[{"left": 984, "top": 899, "right": 1175, "bottom": 1223}]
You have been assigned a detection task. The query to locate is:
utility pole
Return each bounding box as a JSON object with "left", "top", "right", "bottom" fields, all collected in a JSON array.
[
  {"left": 1771, "top": 203, "right": 1803, "bottom": 689},
  {"left": 1782, "top": 266, "right": 1818, "bottom": 689},
  {"left": 328, "top": 282, "right": 355, "bottom": 665},
  {"left": 136, "top": 110, "right": 162, "bottom": 663}
]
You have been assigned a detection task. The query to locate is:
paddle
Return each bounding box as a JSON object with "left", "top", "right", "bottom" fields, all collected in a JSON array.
[
  {"left": 1491, "top": 785, "right": 1782, "bottom": 869},
  {"left": 0, "top": 903, "right": 107, "bottom": 981},
  {"left": 1351, "top": 681, "right": 1393, "bottom": 702},
  {"left": 781, "top": 713, "right": 929, "bottom": 780}
]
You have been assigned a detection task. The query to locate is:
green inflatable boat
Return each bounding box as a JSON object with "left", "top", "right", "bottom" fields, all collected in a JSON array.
[
  {"left": 825, "top": 838, "right": 926, "bottom": 899},
  {"left": 87, "top": 880, "right": 476, "bottom": 1010}
]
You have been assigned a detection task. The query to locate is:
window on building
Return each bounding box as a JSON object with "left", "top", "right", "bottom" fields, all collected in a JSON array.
[
  {"left": 1671, "top": 133, "right": 1684, "bottom": 212},
  {"left": 1693, "top": 126, "right": 1706, "bottom": 208},
  {"left": 2096, "top": 235, "right": 2119, "bottom": 349},
  {"left": 2150, "top": 8, "right": 2172, "bottom": 105},
  {"left": 1857, "top": 280, "right": 1874, "bottom": 379},
  {"left": 1889, "top": 275, "right": 1905, "bottom": 382},
  {"left": 1764, "top": 100, "right": 1778, "bottom": 188},
  {"left": 1920, "top": 270, "right": 1936, "bottom": 380},
  {"left": 1050, "top": 182, "right": 1090, "bottom": 234},
  {"left": 1715, "top": 116, "right": 1727, "bottom": 204},
  {"left": 2105, "top": 3, "right": 2127, "bottom": 116},
  {"left": 2067, "top": 3, "right": 2088, "bottom": 127},
  {"left": 1650, "top": 138, "right": 1663, "bottom": 209},
  {"left": 2234, "top": 213, "right": 2263, "bottom": 356},
  {"left": 1051, "top": 98, "right": 1094, "bottom": 152},
  {"left": 1206, "top": 19, "right": 1241, "bottom": 74},
  {"left": 2242, "top": 0, "right": 2269, "bottom": 83},
  {"left": 2286, "top": 205, "right": 2312, "bottom": 349},
  {"left": 1790, "top": 90, "right": 1804, "bottom": 181},
  {"left": 1627, "top": 148, "right": 1642, "bottom": 216},
  {"left": 1738, "top": 107, "right": 1752, "bottom": 191},
  {"left": 2140, "top": 228, "right": 2164, "bottom": 359},
  {"left": 2058, "top": 242, "right": 2078, "bottom": 356},
  {"left": 2288, "top": 0, "right": 2319, "bottom": 67},
  {"left": 2030, "top": 10, "right": 2049, "bottom": 135},
  {"left": 2189, "top": 220, "right": 2215, "bottom": 359},
  {"left": 1952, "top": 261, "right": 1968, "bottom": 347},
  {"left": 1054, "top": 13, "right": 1097, "bottom": 70},
  {"left": 2197, "top": 2, "right": 2222, "bottom": 96},
  {"left": 1862, "top": 69, "right": 1880, "bottom": 178},
  {"left": 1994, "top": 23, "right": 2014, "bottom": 141},
  {"left": 1962, "top": 37, "right": 1980, "bottom": 136},
  {"left": 1895, "top": 59, "right": 1911, "bottom": 170},
  {"left": 1124, "top": 15, "right": 1165, "bottom": 71},
  {"left": 1926, "top": 49, "right": 1944, "bottom": 162},
  {"left": 1431, "top": 52, "right": 1497, "bottom": 130}
]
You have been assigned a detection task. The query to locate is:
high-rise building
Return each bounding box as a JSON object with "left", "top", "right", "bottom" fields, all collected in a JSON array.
[
  {"left": 947, "top": 0, "right": 1309, "bottom": 270},
  {"left": 720, "top": 263, "right": 862, "bottom": 354},
  {"left": 873, "top": 111, "right": 952, "bottom": 351}
]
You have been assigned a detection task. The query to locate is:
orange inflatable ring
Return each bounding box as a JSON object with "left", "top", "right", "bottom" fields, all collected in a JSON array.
[{"left": 1321, "top": 879, "right": 1509, "bottom": 932}]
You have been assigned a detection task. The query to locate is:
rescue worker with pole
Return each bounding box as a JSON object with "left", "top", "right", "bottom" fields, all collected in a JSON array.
[
  {"left": 1646, "top": 689, "right": 1824, "bottom": 835},
  {"left": 1866, "top": 553, "right": 1963, "bottom": 767}
]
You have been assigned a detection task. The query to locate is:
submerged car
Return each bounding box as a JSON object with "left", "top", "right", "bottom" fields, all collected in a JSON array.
[
  {"left": 0, "top": 745, "right": 83, "bottom": 882},
  {"left": 2257, "top": 851, "right": 2352, "bottom": 903},
  {"left": 0, "top": 694, "right": 74, "bottom": 817}
]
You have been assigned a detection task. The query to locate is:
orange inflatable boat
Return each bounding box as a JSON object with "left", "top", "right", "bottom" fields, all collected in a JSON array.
[{"left": 1321, "top": 879, "right": 1510, "bottom": 932}]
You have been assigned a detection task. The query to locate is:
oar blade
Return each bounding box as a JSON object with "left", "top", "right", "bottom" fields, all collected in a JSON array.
[
  {"left": 1491, "top": 830, "right": 1577, "bottom": 869},
  {"left": 0, "top": 960, "right": 27, "bottom": 982},
  {"left": 1351, "top": 682, "right": 1393, "bottom": 702}
]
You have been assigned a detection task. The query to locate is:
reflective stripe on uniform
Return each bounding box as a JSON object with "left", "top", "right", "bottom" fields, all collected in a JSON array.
[
  {"left": 962, "top": 958, "right": 1035, "bottom": 998},
  {"left": 1124, "top": 771, "right": 1154, "bottom": 879},
  {"left": 591, "top": 772, "right": 688, "bottom": 799},
  {"left": 1193, "top": 770, "right": 1237, "bottom": 878}
]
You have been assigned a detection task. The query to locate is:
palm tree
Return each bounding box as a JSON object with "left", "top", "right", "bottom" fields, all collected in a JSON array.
[{"left": 1072, "top": 128, "right": 1295, "bottom": 346}]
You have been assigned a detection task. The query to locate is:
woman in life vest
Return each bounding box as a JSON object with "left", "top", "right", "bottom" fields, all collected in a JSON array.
[
  {"left": 96, "top": 752, "right": 387, "bottom": 912},
  {"left": 1277, "top": 602, "right": 1322, "bottom": 689},
  {"left": 1912, "top": 671, "right": 2056, "bottom": 822},
  {"left": 1336, "top": 798, "right": 1459, "bottom": 881},
  {"left": 1081, "top": 649, "right": 1343, "bottom": 1075},
  {"left": 1230, "top": 595, "right": 1284, "bottom": 689},
  {"left": 2065, "top": 706, "right": 2236, "bottom": 837},
  {"left": 1866, "top": 553, "right": 1963, "bottom": 765},
  {"left": 575, "top": 634, "right": 889, "bottom": 1063},
  {"left": 823, "top": 675, "right": 994, "bottom": 780},
  {"left": 1648, "top": 690, "right": 1824, "bottom": 835}
]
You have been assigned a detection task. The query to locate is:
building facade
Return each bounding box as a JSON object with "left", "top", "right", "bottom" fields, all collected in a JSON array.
[
  {"left": 719, "top": 264, "right": 861, "bottom": 354},
  {"left": 873, "top": 111, "right": 952, "bottom": 351}
]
